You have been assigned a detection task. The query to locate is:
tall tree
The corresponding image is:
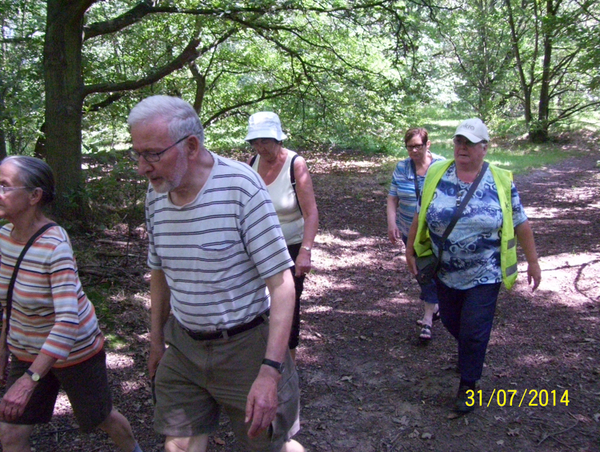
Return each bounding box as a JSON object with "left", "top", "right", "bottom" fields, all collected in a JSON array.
[
  {"left": 0, "top": 0, "right": 45, "bottom": 159},
  {"left": 436, "top": 0, "right": 515, "bottom": 122},
  {"left": 32, "top": 0, "right": 421, "bottom": 223},
  {"left": 504, "top": 0, "right": 599, "bottom": 141}
]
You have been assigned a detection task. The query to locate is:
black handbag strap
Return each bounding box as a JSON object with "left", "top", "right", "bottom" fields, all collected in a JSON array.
[
  {"left": 410, "top": 160, "right": 421, "bottom": 203},
  {"left": 4, "top": 223, "right": 58, "bottom": 327},
  {"left": 437, "top": 162, "right": 489, "bottom": 261},
  {"left": 250, "top": 153, "right": 302, "bottom": 215}
]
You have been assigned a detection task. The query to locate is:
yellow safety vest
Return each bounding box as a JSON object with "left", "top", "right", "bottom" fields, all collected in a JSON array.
[{"left": 414, "top": 160, "right": 519, "bottom": 289}]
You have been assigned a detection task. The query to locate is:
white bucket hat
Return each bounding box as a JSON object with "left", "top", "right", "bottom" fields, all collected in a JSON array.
[
  {"left": 245, "top": 111, "right": 287, "bottom": 142},
  {"left": 454, "top": 118, "right": 490, "bottom": 143}
]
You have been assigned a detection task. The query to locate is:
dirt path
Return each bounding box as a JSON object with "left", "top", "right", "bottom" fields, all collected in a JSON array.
[
  {"left": 14, "top": 134, "right": 600, "bottom": 452},
  {"left": 293, "top": 141, "right": 600, "bottom": 452}
]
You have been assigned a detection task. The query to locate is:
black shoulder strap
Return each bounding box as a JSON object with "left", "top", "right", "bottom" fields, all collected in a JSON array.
[
  {"left": 249, "top": 154, "right": 257, "bottom": 167},
  {"left": 410, "top": 160, "right": 421, "bottom": 203},
  {"left": 5, "top": 223, "right": 58, "bottom": 326},
  {"left": 438, "top": 162, "right": 489, "bottom": 261},
  {"left": 290, "top": 154, "right": 302, "bottom": 216}
]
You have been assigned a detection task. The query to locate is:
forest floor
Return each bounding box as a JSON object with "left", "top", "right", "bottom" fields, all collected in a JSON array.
[{"left": 12, "top": 130, "right": 600, "bottom": 452}]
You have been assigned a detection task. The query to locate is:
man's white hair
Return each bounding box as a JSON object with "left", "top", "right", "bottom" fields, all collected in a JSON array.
[{"left": 128, "top": 95, "right": 204, "bottom": 145}]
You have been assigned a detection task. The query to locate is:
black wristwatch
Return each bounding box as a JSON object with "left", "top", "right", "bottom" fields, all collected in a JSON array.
[{"left": 262, "top": 358, "right": 285, "bottom": 374}]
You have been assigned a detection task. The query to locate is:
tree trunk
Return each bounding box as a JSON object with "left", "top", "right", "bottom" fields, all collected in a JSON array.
[
  {"left": 0, "top": 79, "right": 7, "bottom": 160},
  {"left": 505, "top": 0, "right": 533, "bottom": 125},
  {"left": 43, "top": 0, "right": 91, "bottom": 224},
  {"left": 531, "top": 0, "right": 555, "bottom": 143},
  {"left": 528, "top": 125, "right": 549, "bottom": 143},
  {"left": 0, "top": 128, "right": 6, "bottom": 161}
]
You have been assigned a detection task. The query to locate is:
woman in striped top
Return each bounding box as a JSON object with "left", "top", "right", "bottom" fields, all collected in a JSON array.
[
  {"left": 387, "top": 128, "right": 445, "bottom": 341},
  {"left": 0, "top": 156, "right": 142, "bottom": 452}
]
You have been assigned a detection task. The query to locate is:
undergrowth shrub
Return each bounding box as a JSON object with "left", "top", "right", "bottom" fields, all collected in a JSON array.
[{"left": 82, "top": 150, "right": 147, "bottom": 232}]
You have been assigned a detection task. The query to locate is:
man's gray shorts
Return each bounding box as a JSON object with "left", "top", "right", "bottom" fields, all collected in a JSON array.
[{"left": 154, "top": 316, "right": 300, "bottom": 451}]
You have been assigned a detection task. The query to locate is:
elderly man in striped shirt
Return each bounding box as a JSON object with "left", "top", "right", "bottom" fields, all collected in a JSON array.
[{"left": 128, "top": 96, "right": 304, "bottom": 452}]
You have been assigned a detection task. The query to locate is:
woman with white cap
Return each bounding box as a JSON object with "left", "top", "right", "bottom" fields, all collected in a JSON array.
[
  {"left": 245, "top": 112, "right": 319, "bottom": 361},
  {"left": 405, "top": 118, "right": 541, "bottom": 413}
]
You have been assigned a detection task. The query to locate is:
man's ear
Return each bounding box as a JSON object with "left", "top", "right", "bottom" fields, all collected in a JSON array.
[{"left": 185, "top": 135, "right": 201, "bottom": 158}]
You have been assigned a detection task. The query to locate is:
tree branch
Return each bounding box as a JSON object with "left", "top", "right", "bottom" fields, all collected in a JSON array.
[
  {"left": 83, "top": 0, "right": 403, "bottom": 40},
  {"left": 203, "top": 84, "right": 297, "bottom": 128},
  {"left": 82, "top": 29, "right": 236, "bottom": 96},
  {"left": 85, "top": 93, "right": 126, "bottom": 112}
]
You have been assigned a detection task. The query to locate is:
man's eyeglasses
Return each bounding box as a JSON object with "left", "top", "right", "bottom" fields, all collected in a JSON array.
[
  {"left": 406, "top": 143, "right": 425, "bottom": 151},
  {"left": 0, "top": 185, "right": 31, "bottom": 195},
  {"left": 128, "top": 134, "right": 191, "bottom": 163},
  {"left": 453, "top": 137, "right": 485, "bottom": 148}
]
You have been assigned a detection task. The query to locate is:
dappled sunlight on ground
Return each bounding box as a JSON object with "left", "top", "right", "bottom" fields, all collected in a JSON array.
[
  {"left": 19, "top": 132, "right": 600, "bottom": 451},
  {"left": 514, "top": 252, "right": 600, "bottom": 306},
  {"left": 106, "top": 352, "right": 135, "bottom": 369}
]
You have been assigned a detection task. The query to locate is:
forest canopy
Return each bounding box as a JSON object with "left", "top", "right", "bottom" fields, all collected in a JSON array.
[{"left": 1, "top": 0, "right": 599, "bottom": 221}]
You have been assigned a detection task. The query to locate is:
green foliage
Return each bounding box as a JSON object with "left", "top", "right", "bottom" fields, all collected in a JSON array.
[
  {"left": 85, "top": 285, "right": 128, "bottom": 350},
  {"left": 0, "top": 0, "right": 46, "bottom": 155},
  {"left": 79, "top": 0, "right": 428, "bottom": 159},
  {"left": 1, "top": 0, "right": 599, "bottom": 218},
  {"left": 81, "top": 149, "right": 147, "bottom": 232}
]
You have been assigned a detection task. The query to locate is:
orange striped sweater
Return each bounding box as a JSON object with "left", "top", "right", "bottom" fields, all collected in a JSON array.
[{"left": 0, "top": 224, "right": 104, "bottom": 367}]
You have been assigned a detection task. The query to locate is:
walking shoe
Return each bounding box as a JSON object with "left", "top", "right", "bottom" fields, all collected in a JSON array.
[{"left": 454, "top": 384, "right": 476, "bottom": 413}]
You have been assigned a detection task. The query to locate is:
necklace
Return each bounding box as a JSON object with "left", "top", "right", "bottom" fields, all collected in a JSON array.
[{"left": 455, "top": 164, "right": 485, "bottom": 206}]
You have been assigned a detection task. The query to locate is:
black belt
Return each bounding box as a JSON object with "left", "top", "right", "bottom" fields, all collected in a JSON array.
[{"left": 181, "top": 311, "right": 268, "bottom": 341}]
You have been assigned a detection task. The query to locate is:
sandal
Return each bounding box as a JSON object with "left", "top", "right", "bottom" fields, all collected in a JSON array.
[
  {"left": 419, "top": 324, "right": 432, "bottom": 341},
  {"left": 416, "top": 311, "right": 440, "bottom": 327}
]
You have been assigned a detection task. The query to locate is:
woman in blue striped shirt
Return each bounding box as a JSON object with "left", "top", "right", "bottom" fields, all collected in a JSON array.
[{"left": 386, "top": 128, "right": 445, "bottom": 341}]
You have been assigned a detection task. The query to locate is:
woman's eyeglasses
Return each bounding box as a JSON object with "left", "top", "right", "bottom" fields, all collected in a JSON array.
[
  {"left": 453, "top": 137, "right": 485, "bottom": 148},
  {"left": 0, "top": 185, "right": 31, "bottom": 195},
  {"left": 406, "top": 143, "right": 425, "bottom": 151}
]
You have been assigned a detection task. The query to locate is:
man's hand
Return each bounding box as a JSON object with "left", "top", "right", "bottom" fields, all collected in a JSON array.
[
  {"left": 148, "top": 342, "right": 166, "bottom": 379},
  {"left": 405, "top": 251, "right": 418, "bottom": 276},
  {"left": 245, "top": 366, "right": 280, "bottom": 438},
  {"left": 0, "top": 375, "right": 36, "bottom": 422}
]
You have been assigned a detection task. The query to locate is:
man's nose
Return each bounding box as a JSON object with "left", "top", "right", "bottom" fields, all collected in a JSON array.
[{"left": 136, "top": 156, "right": 153, "bottom": 175}]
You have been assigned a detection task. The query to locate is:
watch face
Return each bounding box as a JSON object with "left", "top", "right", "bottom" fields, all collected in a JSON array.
[{"left": 27, "top": 370, "right": 40, "bottom": 381}]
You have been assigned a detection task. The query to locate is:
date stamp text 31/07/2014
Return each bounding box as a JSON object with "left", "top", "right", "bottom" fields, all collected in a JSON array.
[{"left": 465, "top": 389, "right": 570, "bottom": 408}]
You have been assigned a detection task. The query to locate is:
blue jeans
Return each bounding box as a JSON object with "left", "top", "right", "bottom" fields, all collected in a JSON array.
[
  {"left": 402, "top": 235, "right": 438, "bottom": 304},
  {"left": 436, "top": 280, "right": 501, "bottom": 383}
]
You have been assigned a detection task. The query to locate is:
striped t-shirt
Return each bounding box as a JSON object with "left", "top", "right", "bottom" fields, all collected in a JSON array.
[
  {"left": 388, "top": 153, "right": 445, "bottom": 237},
  {"left": 0, "top": 225, "right": 104, "bottom": 367},
  {"left": 145, "top": 152, "right": 293, "bottom": 332}
]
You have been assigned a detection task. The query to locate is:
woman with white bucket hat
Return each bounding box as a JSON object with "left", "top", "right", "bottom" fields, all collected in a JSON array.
[{"left": 245, "top": 112, "right": 319, "bottom": 361}]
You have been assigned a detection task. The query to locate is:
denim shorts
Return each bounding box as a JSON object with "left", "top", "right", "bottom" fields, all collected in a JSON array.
[
  {"left": 5, "top": 349, "right": 112, "bottom": 432},
  {"left": 154, "top": 317, "right": 300, "bottom": 451}
]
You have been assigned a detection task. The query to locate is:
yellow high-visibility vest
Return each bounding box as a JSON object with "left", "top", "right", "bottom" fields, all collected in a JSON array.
[{"left": 414, "top": 160, "right": 518, "bottom": 289}]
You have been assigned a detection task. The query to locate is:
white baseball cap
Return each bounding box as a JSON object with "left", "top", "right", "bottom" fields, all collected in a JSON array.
[
  {"left": 454, "top": 118, "right": 490, "bottom": 143},
  {"left": 245, "top": 111, "right": 287, "bottom": 142}
]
